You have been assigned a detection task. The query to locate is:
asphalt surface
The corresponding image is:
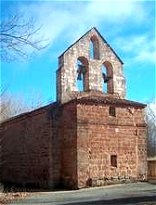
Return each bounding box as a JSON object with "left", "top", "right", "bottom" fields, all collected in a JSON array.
[{"left": 9, "top": 182, "right": 156, "bottom": 205}]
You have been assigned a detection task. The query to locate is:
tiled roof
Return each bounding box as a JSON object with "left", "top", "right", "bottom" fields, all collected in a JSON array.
[
  {"left": 1, "top": 96, "right": 146, "bottom": 125},
  {"left": 70, "top": 96, "right": 146, "bottom": 108},
  {"left": 0, "top": 102, "right": 57, "bottom": 124}
]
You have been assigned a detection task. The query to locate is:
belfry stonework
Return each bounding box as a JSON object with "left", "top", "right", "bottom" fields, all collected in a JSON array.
[
  {"left": 57, "top": 28, "right": 125, "bottom": 103},
  {"left": 0, "top": 28, "right": 147, "bottom": 189}
]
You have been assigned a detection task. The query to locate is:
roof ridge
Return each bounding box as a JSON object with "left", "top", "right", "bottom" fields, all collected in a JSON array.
[{"left": 70, "top": 95, "right": 146, "bottom": 107}]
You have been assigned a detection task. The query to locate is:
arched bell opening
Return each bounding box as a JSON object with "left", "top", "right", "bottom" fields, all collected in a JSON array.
[
  {"left": 102, "top": 61, "right": 114, "bottom": 94},
  {"left": 90, "top": 35, "right": 100, "bottom": 60},
  {"left": 76, "top": 56, "right": 89, "bottom": 92}
]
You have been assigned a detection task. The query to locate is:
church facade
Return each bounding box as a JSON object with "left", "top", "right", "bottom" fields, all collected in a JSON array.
[{"left": 0, "top": 28, "right": 147, "bottom": 189}]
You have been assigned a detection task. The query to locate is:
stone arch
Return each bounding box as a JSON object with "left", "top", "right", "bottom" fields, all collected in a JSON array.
[
  {"left": 102, "top": 61, "right": 114, "bottom": 94},
  {"left": 76, "top": 56, "right": 89, "bottom": 91},
  {"left": 90, "top": 35, "right": 100, "bottom": 59}
]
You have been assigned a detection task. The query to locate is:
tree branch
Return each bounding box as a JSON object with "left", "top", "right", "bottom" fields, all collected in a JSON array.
[{"left": 0, "top": 13, "right": 48, "bottom": 61}]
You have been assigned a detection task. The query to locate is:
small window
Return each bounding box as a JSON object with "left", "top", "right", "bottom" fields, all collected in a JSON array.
[
  {"left": 109, "top": 106, "right": 116, "bottom": 117},
  {"left": 111, "top": 155, "right": 117, "bottom": 167}
]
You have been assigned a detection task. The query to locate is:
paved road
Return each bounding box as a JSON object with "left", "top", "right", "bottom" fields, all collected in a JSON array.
[{"left": 9, "top": 182, "right": 156, "bottom": 205}]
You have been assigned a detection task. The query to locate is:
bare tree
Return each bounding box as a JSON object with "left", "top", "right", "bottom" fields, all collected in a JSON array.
[
  {"left": 145, "top": 103, "right": 156, "bottom": 157},
  {"left": 0, "top": 91, "right": 27, "bottom": 123},
  {"left": 0, "top": 87, "right": 44, "bottom": 123},
  {"left": 0, "top": 13, "right": 47, "bottom": 61}
]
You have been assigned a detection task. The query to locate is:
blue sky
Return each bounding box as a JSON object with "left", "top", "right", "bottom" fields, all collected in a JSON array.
[{"left": 1, "top": 0, "right": 156, "bottom": 107}]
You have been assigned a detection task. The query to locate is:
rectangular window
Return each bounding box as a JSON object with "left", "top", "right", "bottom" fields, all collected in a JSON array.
[
  {"left": 109, "top": 106, "right": 116, "bottom": 117},
  {"left": 111, "top": 155, "right": 117, "bottom": 167}
]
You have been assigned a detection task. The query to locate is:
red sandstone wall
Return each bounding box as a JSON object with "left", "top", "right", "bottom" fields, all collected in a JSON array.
[
  {"left": 61, "top": 102, "right": 77, "bottom": 188},
  {"left": 76, "top": 104, "right": 147, "bottom": 188},
  {"left": 1, "top": 106, "right": 54, "bottom": 187},
  {"left": 50, "top": 105, "right": 62, "bottom": 188},
  {"left": 0, "top": 101, "right": 147, "bottom": 189}
]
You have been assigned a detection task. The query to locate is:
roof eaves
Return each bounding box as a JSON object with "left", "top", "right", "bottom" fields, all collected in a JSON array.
[
  {"left": 70, "top": 97, "right": 146, "bottom": 108},
  {"left": 1, "top": 102, "right": 57, "bottom": 124}
]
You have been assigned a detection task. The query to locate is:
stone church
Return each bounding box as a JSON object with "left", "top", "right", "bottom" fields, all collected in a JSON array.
[{"left": 0, "top": 28, "right": 147, "bottom": 189}]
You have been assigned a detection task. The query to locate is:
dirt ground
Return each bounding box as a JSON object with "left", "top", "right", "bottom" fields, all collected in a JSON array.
[
  {"left": 0, "top": 182, "right": 155, "bottom": 205},
  {"left": 0, "top": 192, "right": 30, "bottom": 205}
]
